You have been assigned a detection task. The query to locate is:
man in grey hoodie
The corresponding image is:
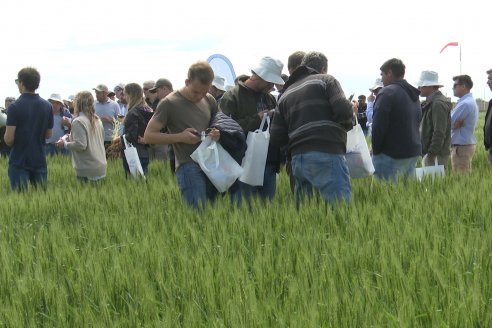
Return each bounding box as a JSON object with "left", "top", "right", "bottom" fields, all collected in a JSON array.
[{"left": 371, "top": 58, "right": 422, "bottom": 181}]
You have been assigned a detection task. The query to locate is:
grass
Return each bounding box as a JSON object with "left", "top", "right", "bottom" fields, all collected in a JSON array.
[{"left": 0, "top": 115, "right": 491, "bottom": 327}]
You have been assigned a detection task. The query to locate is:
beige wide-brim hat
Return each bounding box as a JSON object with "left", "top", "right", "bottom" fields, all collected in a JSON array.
[
  {"left": 369, "top": 78, "right": 384, "bottom": 92},
  {"left": 212, "top": 75, "right": 226, "bottom": 92},
  {"left": 251, "top": 56, "right": 285, "bottom": 85},
  {"left": 93, "top": 84, "right": 109, "bottom": 93},
  {"left": 416, "top": 70, "right": 443, "bottom": 87},
  {"left": 48, "top": 93, "right": 64, "bottom": 105}
]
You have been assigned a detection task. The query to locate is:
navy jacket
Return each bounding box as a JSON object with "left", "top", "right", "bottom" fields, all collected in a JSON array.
[{"left": 372, "top": 79, "right": 422, "bottom": 159}]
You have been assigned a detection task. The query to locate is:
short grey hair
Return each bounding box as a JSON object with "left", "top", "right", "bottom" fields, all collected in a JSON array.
[{"left": 301, "top": 51, "right": 328, "bottom": 73}]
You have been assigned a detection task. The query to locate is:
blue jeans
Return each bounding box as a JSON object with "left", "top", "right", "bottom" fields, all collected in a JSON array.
[
  {"left": 239, "top": 162, "right": 277, "bottom": 202},
  {"left": 176, "top": 162, "right": 218, "bottom": 209},
  {"left": 8, "top": 164, "right": 48, "bottom": 191},
  {"left": 122, "top": 156, "right": 149, "bottom": 178},
  {"left": 291, "top": 152, "right": 351, "bottom": 204},
  {"left": 372, "top": 153, "right": 418, "bottom": 181},
  {"left": 44, "top": 144, "right": 70, "bottom": 156}
]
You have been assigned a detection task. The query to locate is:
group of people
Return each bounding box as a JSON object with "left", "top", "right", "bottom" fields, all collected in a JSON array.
[{"left": 1, "top": 53, "right": 491, "bottom": 209}]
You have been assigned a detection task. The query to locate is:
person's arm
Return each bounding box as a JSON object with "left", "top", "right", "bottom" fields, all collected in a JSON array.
[
  {"left": 270, "top": 107, "right": 289, "bottom": 148},
  {"left": 451, "top": 102, "right": 466, "bottom": 129},
  {"left": 64, "top": 120, "right": 87, "bottom": 152},
  {"left": 143, "top": 117, "right": 200, "bottom": 145},
  {"left": 45, "top": 129, "right": 52, "bottom": 140},
  {"left": 4, "top": 126, "right": 15, "bottom": 147},
  {"left": 123, "top": 113, "right": 139, "bottom": 145},
  {"left": 324, "top": 77, "right": 354, "bottom": 131},
  {"left": 366, "top": 93, "right": 375, "bottom": 125},
  {"left": 219, "top": 90, "right": 262, "bottom": 132},
  {"left": 371, "top": 92, "right": 391, "bottom": 155},
  {"left": 427, "top": 100, "right": 450, "bottom": 157}
]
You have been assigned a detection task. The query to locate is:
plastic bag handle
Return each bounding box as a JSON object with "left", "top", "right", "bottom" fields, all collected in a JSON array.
[
  {"left": 259, "top": 113, "right": 270, "bottom": 131},
  {"left": 207, "top": 141, "right": 220, "bottom": 169},
  {"left": 123, "top": 134, "right": 131, "bottom": 149}
]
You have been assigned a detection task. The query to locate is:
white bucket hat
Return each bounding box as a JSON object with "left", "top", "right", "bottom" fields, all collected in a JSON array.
[
  {"left": 48, "top": 93, "right": 64, "bottom": 105},
  {"left": 212, "top": 75, "right": 226, "bottom": 92},
  {"left": 369, "top": 78, "right": 384, "bottom": 92},
  {"left": 63, "top": 95, "right": 75, "bottom": 103},
  {"left": 416, "top": 70, "right": 443, "bottom": 87},
  {"left": 251, "top": 57, "right": 285, "bottom": 85}
]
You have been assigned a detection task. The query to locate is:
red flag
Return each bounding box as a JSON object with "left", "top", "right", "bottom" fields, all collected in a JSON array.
[{"left": 440, "top": 42, "right": 459, "bottom": 54}]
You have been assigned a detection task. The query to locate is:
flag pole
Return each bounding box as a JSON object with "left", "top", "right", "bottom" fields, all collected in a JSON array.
[{"left": 459, "top": 43, "right": 462, "bottom": 74}]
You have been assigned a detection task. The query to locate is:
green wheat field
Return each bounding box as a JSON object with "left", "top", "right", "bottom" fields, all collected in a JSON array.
[{"left": 0, "top": 114, "right": 490, "bottom": 327}]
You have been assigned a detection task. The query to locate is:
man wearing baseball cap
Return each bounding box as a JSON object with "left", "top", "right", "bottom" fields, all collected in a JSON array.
[
  {"left": 416, "top": 70, "right": 451, "bottom": 168},
  {"left": 93, "top": 84, "right": 120, "bottom": 145},
  {"left": 220, "top": 56, "right": 285, "bottom": 201},
  {"left": 148, "top": 78, "right": 174, "bottom": 162},
  {"left": 113, "top": 83, "right": 128, "bottom": 117}
]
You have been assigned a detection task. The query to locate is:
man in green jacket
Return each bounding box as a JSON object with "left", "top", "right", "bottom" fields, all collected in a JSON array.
[
  {"left": 219, "top": 56, "right": 285, "bottom": 201},
  {"left": 416, "top": 70, "right": 452, "bottom": 167}
]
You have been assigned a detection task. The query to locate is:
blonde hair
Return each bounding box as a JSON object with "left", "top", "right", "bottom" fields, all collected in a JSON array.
[
  {"left": 74, "top": 91, "right": 98, "bottom": 130},
  {"left": 124, "top": 83, "right": 146, "bottom": 112}
]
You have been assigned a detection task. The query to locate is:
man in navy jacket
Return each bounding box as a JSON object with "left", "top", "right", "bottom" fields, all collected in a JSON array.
[{"left": 371, "top": 58, "right": 422, "bottom": 181}]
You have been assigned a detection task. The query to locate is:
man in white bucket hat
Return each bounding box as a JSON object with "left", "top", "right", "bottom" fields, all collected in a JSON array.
[
  {"left": 220, "top": 56, "right": 285, "bottom": 202},
  {"left": 45, "top": 93, "right": 73, "bottom": 156},
  {"left": 416, "top": 70, "right": 452, "bottom": 168},
  {"left": 208, "top": 75, "right": 227, "bottom": 102}
]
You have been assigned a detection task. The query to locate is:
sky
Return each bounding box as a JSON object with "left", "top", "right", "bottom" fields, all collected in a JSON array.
[{"left": 1, "top": 0, "right": 491, "bottom": 108}]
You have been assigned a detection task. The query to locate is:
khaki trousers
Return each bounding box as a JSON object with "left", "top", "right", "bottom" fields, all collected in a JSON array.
[{"left": 451, "top": 144, "right": 476, "bottom": 174}]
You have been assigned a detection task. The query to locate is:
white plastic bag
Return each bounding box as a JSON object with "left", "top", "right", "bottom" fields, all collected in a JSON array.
[
  {"left": 415, "top": 156, "right": 445, "bottom": 181},
  {"left": 123, "top": 134, "right": 145, "bottom": 179},
  {"left": 239, "top": 114, "right": 270, "bottom": 186},
  {"left": 345, "top": 118, "right": 375, "bottom": 179},
  {"left": 190, "top": 136, "right": 244, "bottom": 192}
]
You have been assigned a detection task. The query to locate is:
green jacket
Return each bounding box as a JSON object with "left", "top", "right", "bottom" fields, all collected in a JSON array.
[
  {"left": 420, "top": 91, "right": 452, "bottom": 156},
  {"left": 219, "top": 82, "right": 276, "bottom": 132}
]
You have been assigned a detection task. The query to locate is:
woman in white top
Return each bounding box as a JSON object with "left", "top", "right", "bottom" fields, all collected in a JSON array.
[{"left": 56, "top": 91, "right": 107, "bottom": 182}]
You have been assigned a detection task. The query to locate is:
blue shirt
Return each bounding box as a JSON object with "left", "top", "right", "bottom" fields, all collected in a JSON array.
[
  {"left": 46, "top": 108, "right": 72, "bottom": 144},
  {"left": 366, "top": 100, "right": 374, "bottom": 127},
  {"left": 95, "top": 99, "right": 120, "bottom": 141},
  {"left": 6, "top": 93, "right": 54, "bottom": 169},
  {"left": 450, "top": 93, "right": 478, "bottom": 145}
]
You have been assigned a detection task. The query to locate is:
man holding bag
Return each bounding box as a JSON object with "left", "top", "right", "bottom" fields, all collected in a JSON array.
[
  {"left": 144, "top": 61, "right": 220, "bottom": 209},
  {"left": 416, "top": 71, "right": 451, "bottom": 168},
  {"left": 220, "top": 56, "right": 285, "bottom": 201},
  {"left": 270, "top": 51, "right": 354, "bottom": 204}
]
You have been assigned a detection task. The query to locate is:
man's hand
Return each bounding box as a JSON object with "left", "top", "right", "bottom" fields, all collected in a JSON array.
[
  {"left": 100, "top": 115, "right": 113, "bottom": 123},
  {"left": 62, "top": 116, "right": 71, "bottom": 127},
  {"left": 453, "top": 118, "right": 465, "bottom": 129},
  {"left": 368, "top": 93, "right": 375, "bottom": 102},
  {"left": 179, "top": 128, "right": 201, "bottom": 144},
  {"left": 208, "top": 128, "right": 220, "bottom": 142}
]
